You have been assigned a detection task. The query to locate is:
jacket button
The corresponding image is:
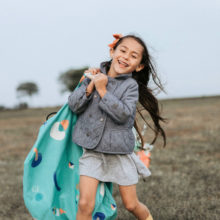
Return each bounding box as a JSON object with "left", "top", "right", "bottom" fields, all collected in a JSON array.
[
  {"left": 94, "top": 95, "right": 97, "bottom": 98},
  {"left": 100, "top": 118, "right": 104, "bottom": 122}
]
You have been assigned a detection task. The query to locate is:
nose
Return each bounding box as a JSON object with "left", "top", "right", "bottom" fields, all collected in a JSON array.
[{"left": 123, "top": 52, "right": 129, "bottom": 60}]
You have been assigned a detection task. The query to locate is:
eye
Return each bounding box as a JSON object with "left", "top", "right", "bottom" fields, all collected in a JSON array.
[
  {"left": 132, "top": 55, "right": 137, "bottom": 59},
  {"left": 120, "top": 50, "right": 126, "bottom": 53}
]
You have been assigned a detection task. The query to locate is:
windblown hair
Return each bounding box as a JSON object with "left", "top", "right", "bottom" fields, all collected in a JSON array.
[{"left": 104, "top": 34, "right": 167, "bottom": 148}]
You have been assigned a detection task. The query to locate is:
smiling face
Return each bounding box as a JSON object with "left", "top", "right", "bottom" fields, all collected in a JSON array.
[{"left": 108, "top": 37, "right": 145, "bottom": 77}]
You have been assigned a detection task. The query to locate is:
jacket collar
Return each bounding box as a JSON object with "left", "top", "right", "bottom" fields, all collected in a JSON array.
[{"left": 100, "top": 61, "right": 132, "bottom": 80}]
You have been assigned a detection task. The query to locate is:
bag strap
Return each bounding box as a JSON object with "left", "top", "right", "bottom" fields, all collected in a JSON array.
[{"left": 46, "top": 112, "right": 57, "bottom": 121}]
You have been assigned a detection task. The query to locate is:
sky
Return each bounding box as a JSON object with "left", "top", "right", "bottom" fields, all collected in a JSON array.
[{"left": 0, "top": 0, "right": 220, "bottom": 108}]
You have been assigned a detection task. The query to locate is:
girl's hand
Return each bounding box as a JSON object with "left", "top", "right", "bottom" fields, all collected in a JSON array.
[
  {"left": 84, "top": 67, "right": 100, "bottom": 76},
  {"left": 84, "top": 68, "right": 100, "bottom": 96},
  {"left": 93, "top": 73, "right": 108, "bottom": 98}
]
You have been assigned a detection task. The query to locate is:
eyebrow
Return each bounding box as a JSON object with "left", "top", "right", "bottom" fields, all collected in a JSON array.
[{"left": 120, "top": 45, "right": 140, "bottom": 55}]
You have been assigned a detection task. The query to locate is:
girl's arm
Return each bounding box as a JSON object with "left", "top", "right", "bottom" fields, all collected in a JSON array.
[
  {"left": 86, "top": 80, "right": 95, "bottom": 97},
  {"left": 68, "top": 78, "right": 94, "bottom": 114},
  {"left": 98, "top": 81, "right": 139, "bottom": 124},
  {"left": 93, "top": 74, "right": 139, "bottom": 124}
]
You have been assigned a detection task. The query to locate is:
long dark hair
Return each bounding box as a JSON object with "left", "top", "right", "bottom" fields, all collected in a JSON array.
[{"left": 105, "top": 34, "right": 167, "bottom": 148}]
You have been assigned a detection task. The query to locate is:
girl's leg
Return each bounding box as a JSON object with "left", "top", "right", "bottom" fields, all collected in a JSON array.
[
  {"left": 76, "top": 175, "right": 99, "bottom": 220},
  {"left": 118, "top": 184, "right": 153, "bottom": 220}
]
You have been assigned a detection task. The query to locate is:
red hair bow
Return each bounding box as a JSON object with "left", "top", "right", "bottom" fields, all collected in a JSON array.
[{"left": 108, "top": 33, "right": 123, "bottom": 48}]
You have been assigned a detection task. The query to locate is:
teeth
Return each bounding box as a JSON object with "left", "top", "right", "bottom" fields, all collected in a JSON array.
[{"left": 119, "top": 60, "right": 128, "bottom": 67}]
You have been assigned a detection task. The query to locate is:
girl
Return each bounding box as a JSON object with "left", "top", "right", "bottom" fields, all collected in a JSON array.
[{"left": 68, "top": 34, "right": 166, "bottom": 220}]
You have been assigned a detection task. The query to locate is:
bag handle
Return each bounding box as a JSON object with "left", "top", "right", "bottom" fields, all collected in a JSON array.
[{"left": 46, "top": 112, "right": 57, "bottom": 121}]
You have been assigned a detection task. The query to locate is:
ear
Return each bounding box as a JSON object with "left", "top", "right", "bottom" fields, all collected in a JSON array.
[
  {"left": 109, "top": 48, "right": 114, "bottom": 59},
  {"left": 135, "top": 64, "right": 145, "bottom": 72}
]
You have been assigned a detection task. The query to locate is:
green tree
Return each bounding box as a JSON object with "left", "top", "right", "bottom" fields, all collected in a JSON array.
[
  {"left": 16, "top": 82, "right": 39, "bottom": 97},
  {"left": 58, "top": 67, "right": 88, "bottom": 93},
  {"left": 16, "top": 82, "right": 39, "bottom": 107}
]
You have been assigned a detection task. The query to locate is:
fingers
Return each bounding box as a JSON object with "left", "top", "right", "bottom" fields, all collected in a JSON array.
[
  {"left": 84, "top": 72, "right": 95, "bottom": 80},
  {"left": 93, "top": 73, "right": 108, "bottom": 85},
  {"left": 84, "top": 70, "right": 107, "bottom": 83},
  {"left": 84, "top": 68, "right": 97, "bottom": 80},
  {"left": 84, "top": 68, "right": 100, "bottom": 75},
  {"left": 84, "top": 72, "right": 102, "bottom": 80},
  {"left": 93, "top": 73, "right": 104, "bottom": 80}
]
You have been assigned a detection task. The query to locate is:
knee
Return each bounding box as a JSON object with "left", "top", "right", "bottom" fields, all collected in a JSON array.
[
  {"left": 78, "top": 198, "right": 95, "bottom": 214},
  {"left": 123, "top": 200, "right": 139, "bottom": 212}
]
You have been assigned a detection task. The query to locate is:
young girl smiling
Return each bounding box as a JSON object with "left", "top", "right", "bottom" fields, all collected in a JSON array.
[{"left": 68, "top": 34, "right": 166, "bottom": 220}]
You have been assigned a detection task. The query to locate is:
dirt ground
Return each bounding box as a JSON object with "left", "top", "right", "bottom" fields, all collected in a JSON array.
[{"left": 0, "top": 96, "right": 219, "bottom": 220}]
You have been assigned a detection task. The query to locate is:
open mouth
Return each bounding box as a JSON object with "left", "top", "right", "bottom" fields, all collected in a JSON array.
[{"left": 118, "top": 60, "right": 129, "bottom": 67}]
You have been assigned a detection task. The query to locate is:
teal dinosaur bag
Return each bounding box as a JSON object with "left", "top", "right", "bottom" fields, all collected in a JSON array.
[{"left": 23, "top": 83, "right": 117, "bottom": 219}]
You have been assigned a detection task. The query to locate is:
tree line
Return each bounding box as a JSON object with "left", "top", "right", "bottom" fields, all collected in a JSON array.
[{"left": 15, "top": 66, "right": 88, "bottom": 109}]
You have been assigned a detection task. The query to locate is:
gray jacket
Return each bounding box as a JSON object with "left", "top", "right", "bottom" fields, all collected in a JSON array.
[{"left": 68, "top": 62, "right": 139, "bottom": 154}]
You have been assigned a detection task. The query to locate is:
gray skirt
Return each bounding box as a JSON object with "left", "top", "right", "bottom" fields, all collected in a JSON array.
[{"left": 79, "top": 149, "right": 151, "bottom": 186}]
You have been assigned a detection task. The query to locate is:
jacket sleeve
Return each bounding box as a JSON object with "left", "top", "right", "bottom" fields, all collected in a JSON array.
[
  {"left": 98, "top": 81, "right": 139, "bottom": 124},
  {"left": 68, "top": 78, "right": 93, "bottom": 114}
]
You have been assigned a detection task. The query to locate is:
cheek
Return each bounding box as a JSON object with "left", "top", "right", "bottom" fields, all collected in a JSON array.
[
  {"left": 134, "top": 59, "right": 142, "bottom": 67},
  {"left": 113, "top": 58, "right": 118, "bottom": 65},
  {"left": 131, "top": 60, "right": 140, "bottom": 67}
]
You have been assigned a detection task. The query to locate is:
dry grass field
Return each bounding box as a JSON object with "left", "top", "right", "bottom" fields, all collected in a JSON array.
[{"left": 0, "top": 96, "right": 220, "bottom": 220}]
